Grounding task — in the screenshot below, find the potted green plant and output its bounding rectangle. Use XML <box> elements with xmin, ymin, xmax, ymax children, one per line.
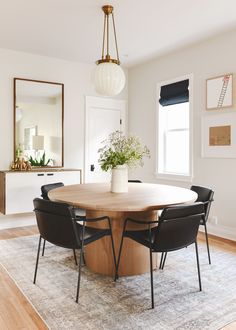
<box><xmin>29</xmin><ymin>152</ymin><xmax>51</xmax><ymax>167</ymax></box>
<box><xmin>98</xmin><ymin>131</ymin><xmax>150</xmax><ymax>192</ymax></box>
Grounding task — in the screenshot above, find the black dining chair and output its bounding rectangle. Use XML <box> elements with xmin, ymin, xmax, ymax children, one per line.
<box><xmin>33</xmin><ymin>198</ymin><xmax>116</xmax><ymax>303</ymax></box>
<box><xmin>41</xmin><ymin>182</ymin><xmax>64</xmax><ymax>200</ymax></box>
<box><xmin>190</xmin><ymin>185</ymin><xmax>214</xmax><ymax>264</ymax></box>
<box><xmin>40</xmin><ymin>182</ymin><xmax>86</xmax><ymax>262</ymax></box>
<box><xmin>41</xmin><ymin>182</ymin><xmax>86</xmax><ymax>218</ymax></box>
<box><xmin>115</xmin><ymin>202</ymin><xmax>205</xmax><ymax>309</ymax></box>
<box><xmin>159</xmin><ymin>185</ymin><xmax>214</xmax><ymax>270</ymax></box>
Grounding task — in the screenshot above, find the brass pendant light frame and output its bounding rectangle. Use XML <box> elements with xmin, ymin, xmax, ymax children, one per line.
<box><xmin>96</xmin><ymin>5</ymin><xmax>121</xmax><ymax>65</ymax></box>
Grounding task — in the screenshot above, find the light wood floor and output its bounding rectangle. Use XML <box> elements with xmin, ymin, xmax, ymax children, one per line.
<box><xmin>0</xmin><ymin>225</ymin><xmax>47</xmax><ymax>330</ymax></box>
<box><xmin>0</xmin><ymin>226</ymin><xmax>235</xmax><ymax>330</ymax></box>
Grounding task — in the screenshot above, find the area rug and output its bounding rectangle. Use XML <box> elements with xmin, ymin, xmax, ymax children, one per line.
<box><xmin>0</xmin><ymin>235</ymin><xmax>236</xmax><ymax>330</ymax></box>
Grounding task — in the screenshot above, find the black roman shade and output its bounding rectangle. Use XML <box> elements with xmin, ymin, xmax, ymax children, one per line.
<box><xmin>159</xmin><ymin>79</ymin><xmax>189</xmax><ymax>107</ymax></box>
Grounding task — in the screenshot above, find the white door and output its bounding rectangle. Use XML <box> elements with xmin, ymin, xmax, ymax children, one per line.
<box><xmin>85</xmin><ymin>96</ymin><xmax>126</xmax><ymax>183</ymax></box>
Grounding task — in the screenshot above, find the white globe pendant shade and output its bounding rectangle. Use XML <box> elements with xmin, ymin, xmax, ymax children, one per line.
<box><xmin>93</xmin><ymin>62</ymin><xmax>126</xmax><ymax>97</ymax></box>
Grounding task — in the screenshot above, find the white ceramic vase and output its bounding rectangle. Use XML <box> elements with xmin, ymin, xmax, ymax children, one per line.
<box><xmin>111</xmin><ymin>165</ymin><xmax>128</xmax><ymax>193</ymax></box>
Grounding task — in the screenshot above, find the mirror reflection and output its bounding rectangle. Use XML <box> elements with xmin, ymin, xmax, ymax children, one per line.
<box><xmin>14</xmin><ymin>78</ymin><xmax>64</xmax><ymax>167</ymax></box>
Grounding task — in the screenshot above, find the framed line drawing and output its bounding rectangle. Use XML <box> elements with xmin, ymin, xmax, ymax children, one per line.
<box><xmin>206</xmin><ymin>73</ymin><xmax>233</xmax><ymax>110</ymax></box>
<box><xmin>201</xmin><ymin>113</ymin><xmax>236</xmax><ymax>158</ymax></box>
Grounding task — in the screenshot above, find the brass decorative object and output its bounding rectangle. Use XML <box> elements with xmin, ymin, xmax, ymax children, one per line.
<box><xmin>10</xmin><ymin>158</ymin><xmax>32</xmax><ymax>171</ymax></box>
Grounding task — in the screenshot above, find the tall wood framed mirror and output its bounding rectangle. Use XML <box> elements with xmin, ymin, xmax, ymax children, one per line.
<box><xmin>14</xmin><ymin>78</ymin><xmax>64</xmax><ymax>167</ymax></box>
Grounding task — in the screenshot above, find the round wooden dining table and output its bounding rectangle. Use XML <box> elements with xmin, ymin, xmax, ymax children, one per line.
<box><xmin>49</xmin><ymin>183</ymin><xmax>197</xmax><ymax>277</ymax></box>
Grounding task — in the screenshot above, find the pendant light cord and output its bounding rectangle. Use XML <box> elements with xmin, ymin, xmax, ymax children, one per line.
<box><xmin>102</xmin><ymin>13</ymin><xmax>106</xmax><ymax>60</ymax></box>
<box><xmin>98</xmin><ymin>5</ymin><xmax>121</xmax><ymax>64</ymax></box>
<box><xmin>112</xmin><ymin>12</ymin><xmax>120</xmax><ymax>63</ymax></box>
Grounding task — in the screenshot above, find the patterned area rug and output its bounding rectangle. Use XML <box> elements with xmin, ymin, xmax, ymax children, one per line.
<box><xmin>0</xmin><ymin>235</ymin><xmax>236</xmax><ymax>330</ymax></box>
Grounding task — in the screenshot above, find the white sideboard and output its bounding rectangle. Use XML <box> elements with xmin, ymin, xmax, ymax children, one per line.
<box><xmin>0</xmin><ymin>169</ymin><xmax>82</xmax><ymax>215</ymax></box>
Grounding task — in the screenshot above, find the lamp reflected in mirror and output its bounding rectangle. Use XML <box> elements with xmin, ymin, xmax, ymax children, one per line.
<box><xmin>32</xmin><ymin>135</ymin><xmax>44</xmax><ymax>160</ymax></box>
<box><xmin>32</xmin><ymin>135</ymin><xmax>44</xmax><ymax>151</ymax></box>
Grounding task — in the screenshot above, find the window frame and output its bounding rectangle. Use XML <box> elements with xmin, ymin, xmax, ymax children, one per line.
<box><xmin>155</xmin><ymin>74</ymin><xmax>193</xmax><ymax>182</ymax></box>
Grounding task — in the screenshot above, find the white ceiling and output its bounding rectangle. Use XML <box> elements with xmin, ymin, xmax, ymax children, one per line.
<box><xmin>1</xmin><ymin>0</ymin><xmax>236</xmax><ymax>67</ymax></box>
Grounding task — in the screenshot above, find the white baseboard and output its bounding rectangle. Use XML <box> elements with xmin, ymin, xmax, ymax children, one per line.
<box><xmin>0</xmin><ymin>213</ymin><xmax>36</xmax><ymax>230</ymax></box>
<box><xmin>199</xmin><ymin>223</ymin><xmax>236</xmax><ymax>241</ymax></box>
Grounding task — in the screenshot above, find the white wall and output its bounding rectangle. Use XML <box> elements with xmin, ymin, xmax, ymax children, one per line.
<box><xmin>0</xmin><ymin>48</ymin><xmax>128</xmax><ymax>227</ymax></box>
<box><xmin>128</xmin><ymin>28</ymin><xmax>236</xmax><ymax>241</ymax></box>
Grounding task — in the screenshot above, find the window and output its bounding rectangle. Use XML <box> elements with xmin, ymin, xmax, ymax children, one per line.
<box><xmin>157</xmin><ymin>76</ymin><xmax>192</xmax><ymax>180</ymax></box>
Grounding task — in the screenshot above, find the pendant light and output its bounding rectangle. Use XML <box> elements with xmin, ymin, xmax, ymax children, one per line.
<box><xmin>93</xmin><ymin>5</ymin><xmax>126</xmax><ymax>97</ymax></box>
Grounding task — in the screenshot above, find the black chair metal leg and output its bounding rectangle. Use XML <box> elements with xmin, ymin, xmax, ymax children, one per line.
<box><xmin>159</xmin><ymin>252</ymin><xmax>164</xmax><ymax>269</ymax></box>
<box><xmin>107</xmin><ymin>218</ymin><xmax>116</xmax><ymax>276</ymax></box>
<box><xmin>159</xmin><ymin>252</ymin><xmax>167</xmax><ymax>269</ymax></box>
<box><xmin>33</xmin><ymin>236</ymin><xmax>42</xmax><ymax>284</ymax></box>
<box><xmin>76</xmin><ymin>223</ymin><xmax>85</xmax><ymax>303</ymax></box>
<box><xmin>115</xmin><ymin>231</ymin><xmax>125</xmax><ymax>281</ymax></box>
<box><xmin>82</xmin><ymin>251</ymin><xmax>86</xmax><ymax>266</ymax></box>
<box><xmin>161</xmin><ymin>252</ymin><xmax>167</xmax><ymax>270</ymax></box>
<box><xmin>110</xmin><ymin>230</ymin><xmax>117</xmax><ymax>277</ymax></box>
<box><xmin>73</xmin><ymin>249</ymin><xmax>78</xmax><ymax>265</ymax></box>
<box><xmin>195</xmin><ymin>241</ymin><xmax>202</xmax><ymax>291</ymax></box>
<box><xmin>148</xmin><ymin>226</ymin><xmax>154</xmax><ymax>309</ymax></box>
<box><xmin>149</xmin><ymin>247</ymin><xmax>154</xmax><ymax>309</ymax></box>
<box><xmin>203</xmin><ymin>223</ymin><xmax>211</xmax><ymax>264</ymax></box>
<box><xmin>42</xmin><ymin>239</ymin><xmax>46</xmax><ymax>256</ymax></box>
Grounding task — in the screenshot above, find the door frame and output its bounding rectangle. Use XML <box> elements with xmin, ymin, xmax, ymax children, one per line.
<box><xmin>84</xmin><ymin>96</ymin><xmax>126</xmax><ymax>183</ymax></box>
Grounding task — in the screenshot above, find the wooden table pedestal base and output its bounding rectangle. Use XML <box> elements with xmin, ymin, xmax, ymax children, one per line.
<box><xmin>84</xmin><ymin>210</ymin><xmax>158</xmax><ymax>277</ymax></box>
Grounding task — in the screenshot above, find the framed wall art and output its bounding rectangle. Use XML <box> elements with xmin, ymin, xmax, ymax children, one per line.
<box><xmin>206</xmin><ymin>73</ymin><xmax>233</xmax><ymax>110</ymax></box>
<box><xmin>201</xmin><ymin>113</ymin><xmax>236</xmax><ymax>158</ymax></box>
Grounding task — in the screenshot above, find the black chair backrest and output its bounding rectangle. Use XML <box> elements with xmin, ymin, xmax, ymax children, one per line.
<box><xmin>153</xmin><ymin>202</ymin><xmax>205</xmax><ymax>252</ymax></box>
<box><xmin>41</xmin><ymin>182</ymin><xmax>64</xmax><ymax>200</ymax></box>
<box><xmin>33</xmin><ymin>198</ymin><xmax>79</xmax><ymax>249</ymax></box>
<box><xmin>128</xmin><ymin>180</ymin><xmax>142</xmax><ymax>183</ymax></box>
<box><xmin>191</xmin><ymin>185</ymin><xmax>214</xmax><ymax>221</ymax></box>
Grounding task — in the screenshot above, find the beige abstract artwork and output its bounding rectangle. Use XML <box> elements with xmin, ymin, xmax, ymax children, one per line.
<box><xmin>209</xmin><ymin>125</ymin><xmax>231</xmax><ymax>146</ymax></box>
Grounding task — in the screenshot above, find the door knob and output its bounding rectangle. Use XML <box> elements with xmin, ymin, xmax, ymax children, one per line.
<box><xmin>90</xmin><ymin>164</ymin><xmax>95</xmax><ymax>172</ymax></box>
